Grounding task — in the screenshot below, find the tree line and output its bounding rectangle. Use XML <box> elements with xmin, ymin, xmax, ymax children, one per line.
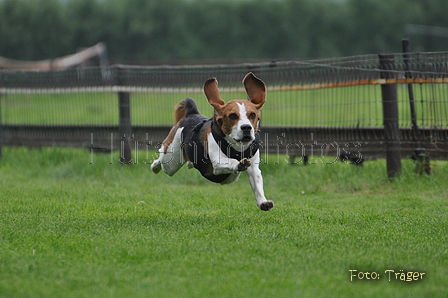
<box><xmin>1</xmin><ymin>0</ymin><xmax>448</xmax><ymax>64</ymax></box>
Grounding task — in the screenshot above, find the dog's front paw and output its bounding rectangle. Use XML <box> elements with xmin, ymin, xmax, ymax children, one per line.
<box><xmin>237</xmin><ymin>158</ymin><xmax>251</xmax><ymax>171</ymax></box>
<box><xmin>151</xmin><ymin>159</ymin><xmax>162</xmax><ymax>174</ymax></box>
<box><xmin>259</xmin><ymin>200</ymin><xmax>274</xmax><ymax>211</ymax></box>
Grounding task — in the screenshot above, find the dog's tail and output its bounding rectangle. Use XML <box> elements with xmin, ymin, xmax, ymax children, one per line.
<box><xmin>174</xmin><ymin>97</ymin><xmax>201</xmax><ymax>123</ymax></box>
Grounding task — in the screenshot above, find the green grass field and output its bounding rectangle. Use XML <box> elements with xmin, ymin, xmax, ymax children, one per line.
<box><xmin>0</xmin><ymin>147</ymin><xmax>447</xmax><ymax>297</ymax></box>
<box><xmin>2</xmin><ymin>83</ymin><xmax>447</xmax><ymax>127</ymax></box>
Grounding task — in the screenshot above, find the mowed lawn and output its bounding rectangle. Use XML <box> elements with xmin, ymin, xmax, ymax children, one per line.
<box><xmin>2</xmin><ymin>83</ymin><xmax>446</xmax><ymax>127</ymax></box>
<box><xmin>0</xmin><ymin>147</ymin><xmax>447</xmax><ymax>298</ymax></box>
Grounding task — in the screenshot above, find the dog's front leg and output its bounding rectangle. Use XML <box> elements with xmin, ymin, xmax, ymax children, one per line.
<box><xmin>207</xmin><ymin>134</ymin><xmax>245</xmax><ymax>174</ymax></box>
<box><xmin>246</xmin><ymin>151</ymin><xmax>274</xmax><ymax>211</ymax></box>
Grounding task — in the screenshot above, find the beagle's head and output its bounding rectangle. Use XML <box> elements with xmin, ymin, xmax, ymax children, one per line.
<box><xmin>204</xmin><ymin>72</ymin><xmax>266</xmax><ymax>146</ymax></box>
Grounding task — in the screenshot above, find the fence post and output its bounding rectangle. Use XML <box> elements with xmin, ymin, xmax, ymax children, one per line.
<box><xmin>401</xmin><ymin>38</ymin><xmax>430</xmax><ymax>174</ymax></box>
<box><xmin>118</xmin><ymin>91</ymin><xmax>132</xmax><ymax>164</ymax></box>
<box><xmin>379</xmin><ymin>53</ymin><xmax>401</xmax><ymax>179</ymax></box>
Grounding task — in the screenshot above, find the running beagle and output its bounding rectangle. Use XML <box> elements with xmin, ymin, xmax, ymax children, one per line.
<box><xmin>151</xmin><ymin>72</ymin><xmax>274</xmax><ymax>211</ymax></box>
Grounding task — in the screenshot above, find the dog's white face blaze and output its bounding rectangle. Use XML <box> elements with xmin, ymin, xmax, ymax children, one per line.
<box><xmin>230</xmin><ymin>103</ymin><xmax>254</xmax><ymax>143</ymax></box>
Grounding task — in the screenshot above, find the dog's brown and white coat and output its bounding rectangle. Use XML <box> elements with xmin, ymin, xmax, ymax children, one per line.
<box><xmin>151</xmin><ymin>73</ymin><xmax>274</xmax><ymax>211</ymax></box>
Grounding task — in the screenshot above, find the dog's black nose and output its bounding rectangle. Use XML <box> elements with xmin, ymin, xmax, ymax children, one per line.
<box><xmin>241</xmin><ymin>124</ymin><xmax>252</xmax><ymax>132</ymax></box>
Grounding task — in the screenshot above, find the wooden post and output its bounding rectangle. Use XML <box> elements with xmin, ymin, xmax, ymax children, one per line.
<box><xmin>379</xmin><ymin>53</ymin><xmax>401</xmax><ymax>178</ymax></box>
<box><xmin>401</xmin><ymin>39</ymin><xmax>419</xmax><ymax>139</ymax></box>
<box><xmin>401</xmin><ymin>38</ymin><xmax>430</xmax><ymax>174</ymax></box>
<box><xmin>119</xmin><ymin>92</ymin><xmax>132</xmax><ymax>164</ymax></box>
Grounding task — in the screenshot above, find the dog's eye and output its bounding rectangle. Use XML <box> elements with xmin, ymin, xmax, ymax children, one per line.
<box><xmin>228</xmin><ymin>113</ymin><xmax>238</xmax><ymax>120</ymax></box>
<box><xmin>249</xmin><ymin>112</ymin><xmax>256</xmax><ymax>119</ymax></box>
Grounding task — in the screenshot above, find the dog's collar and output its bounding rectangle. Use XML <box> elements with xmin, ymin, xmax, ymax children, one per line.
<box><xmin>211</xmin><ymin>120</ymin><xmax>260</xmax><ymax>160</ymax></box>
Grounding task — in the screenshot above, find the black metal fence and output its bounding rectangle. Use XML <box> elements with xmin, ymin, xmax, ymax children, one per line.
<box><xmin>0</xmin><ymin>51</ymin><xmax>447</xmax><ymax>174</ymax></box>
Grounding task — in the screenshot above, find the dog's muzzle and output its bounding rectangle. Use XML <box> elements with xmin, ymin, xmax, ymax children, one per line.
<box><xmin>240</xmin><ymin>124</ymin><xmax>253</xmax><ymax>143</ymax></box>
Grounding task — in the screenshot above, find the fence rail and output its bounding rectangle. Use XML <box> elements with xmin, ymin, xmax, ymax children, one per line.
<box><xmin>1</xmin><ymin>51</ymin><xmax>447</xmax><ymax>171</ymax></box>
<box><xmin>2</xmin><ymin>51</ymin><xmax>448</xmax><ymax>89</ymax></box>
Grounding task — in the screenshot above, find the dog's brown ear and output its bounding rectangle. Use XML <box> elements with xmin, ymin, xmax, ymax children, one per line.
<box><xmin>243</xmin><ymin>72</ymin><xmax>266</xmax><ymax>108</ymax></box>
<box><xmin>204</xmin><ymin>77</ymin><xmax>225</xmax><ymax>109</ymax></box>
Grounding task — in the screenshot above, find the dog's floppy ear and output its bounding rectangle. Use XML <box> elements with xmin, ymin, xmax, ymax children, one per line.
<box><xmin>243</xmin><ymin>72</ymin><xmax>266</xmax><ymax>108</ymax></box>
<box><xmin>204</xmin><ymin>77</ymin><xmax>225</xmax><ymax>109</ymax></box>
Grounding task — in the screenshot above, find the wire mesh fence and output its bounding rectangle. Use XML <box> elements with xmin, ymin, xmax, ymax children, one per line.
<box><xmin>0</xmin><ymin>52</ymin><xmax>447</xmax><ymax>162</ymax></box>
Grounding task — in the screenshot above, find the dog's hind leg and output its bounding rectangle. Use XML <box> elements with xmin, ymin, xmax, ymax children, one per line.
<box><xmin>151</xmin><ymin>127</ymin><xmax>186</xmax><ymax>176</ymax></box>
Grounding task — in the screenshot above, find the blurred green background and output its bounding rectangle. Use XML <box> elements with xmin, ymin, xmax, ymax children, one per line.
<box><xmin>1</xmin><ymin>0</ymin><xmax>448</xmax><ymax>64</ymax></box>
